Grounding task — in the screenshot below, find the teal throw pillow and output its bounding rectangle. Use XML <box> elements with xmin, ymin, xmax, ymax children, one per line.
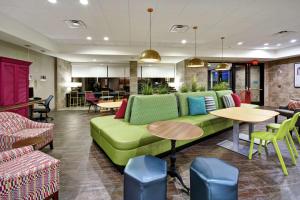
<box><xmin>188</xmin><ymin>96</ymin><xmax>207</xmax><ymax>115</ymax></box>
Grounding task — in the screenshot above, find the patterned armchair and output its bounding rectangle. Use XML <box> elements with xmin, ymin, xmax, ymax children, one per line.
<box><xmin>0</xmin><ymin>112</ymin><xmax>54</xmax><ymax>152</ymax></box>
<box><xmin>0</xmin><ymin>146</ymin><xmax>60</xmax><ymax>199</ymax></box>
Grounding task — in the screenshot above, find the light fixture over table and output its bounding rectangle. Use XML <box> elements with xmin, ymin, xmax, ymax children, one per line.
<box><xmin>215</xmin><ymin>37</ymin><xmax>231</xmax><ymax>71</ymax></box>
<box><xmin>186</xmin><ymin>26</ymin><xmax>205</xmax><ymax>68</ymax></box>
<box><xmin>139</xmin><ymin>8</ymin><xmax>161</xmax><ymax>63</ymax></box>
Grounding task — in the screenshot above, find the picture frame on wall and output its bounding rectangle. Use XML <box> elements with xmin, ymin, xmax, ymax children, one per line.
<box><xmin>295</xmin><ymin>63</ymin><xmax>300</xmax><ymax>88</ymax></box>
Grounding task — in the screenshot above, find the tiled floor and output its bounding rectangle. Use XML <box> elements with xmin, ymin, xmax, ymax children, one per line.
<box><xmin>43</xmin><ymin>110</ymin><xmax>300</xmax><ymax>200</ymax></box>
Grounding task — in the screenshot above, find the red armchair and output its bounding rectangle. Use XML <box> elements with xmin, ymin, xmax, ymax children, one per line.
<box><xmin>85</xmin><ymin>92</ymin><xmax>99</xmax><ymax>112</ymax></box>
<box><xmin>0</xmin><ymin>146</ymin><xmax>60</xmax><ymax>199</ymax></box>
<box><xmin>0</xmin><ymin>112</ymin><xmax>54</xmax><ymax>152</ymax></box>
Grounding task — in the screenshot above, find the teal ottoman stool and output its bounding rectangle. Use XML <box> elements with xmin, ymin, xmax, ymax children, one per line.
<box><xmin>190</xmin><ymin>157</ymin><xmax>239</xmax><ymax>200</ymax></box>
<box><xmin>124</xmin><ymin>155</ymin><xmax>167</xmax><ymax>200</ymax></box>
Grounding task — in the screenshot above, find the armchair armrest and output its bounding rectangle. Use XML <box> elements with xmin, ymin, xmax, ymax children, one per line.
<box><xmin>279</xmin><ymin>105</ymin><xmax>288</xmax><ymax>109</ymax></box>
<box><xmin>295</xmin><ymin>108</ymin><xmax>300</xmax><ymax>113</ymax></box>
<box><xmin>0</xmin><ymin>146</ymin><xmax>34</xmax><ymax>164</ymax></box>
<box><xmin>25</xmin><ymin>119</ymin><xmax>54</xmax><ymax>129</ymax></box>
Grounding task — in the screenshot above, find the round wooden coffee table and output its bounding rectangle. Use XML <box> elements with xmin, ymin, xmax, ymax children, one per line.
<box><xmin>147</xmin><ymin>121</ymin><xmax>203</xmax><ymax>193</ymax></box>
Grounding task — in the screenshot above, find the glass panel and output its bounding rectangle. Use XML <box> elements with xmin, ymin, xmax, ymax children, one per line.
<box><xmin>250</xmin><ymin>65</ymin><xmax>260</xmax><ymax>102</ymax></box>
<box><xmin>235</xmin><ymin>65</ymin><xmax>246</xmax><ymax>94</ymax></box>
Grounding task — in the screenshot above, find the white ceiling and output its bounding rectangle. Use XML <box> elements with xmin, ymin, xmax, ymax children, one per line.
<box><xmin>1</xmin><ymin>0</ymin><xmax>300</xmax><ymax>63</ymax></box>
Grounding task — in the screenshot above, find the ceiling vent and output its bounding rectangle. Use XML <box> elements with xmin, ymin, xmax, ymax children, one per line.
<box><xmin>169</xmin><ymin>25</ymin><xmax>189</xmax><ymax>33</ymax></box>
<box><xmin>64</xmin><ymin>20</ymin><xmax>87</xmax><ymax>29</ymax></box>
<box><xmin>272</xmin><ymin>30</ymin><xmax>297</xmax><ymax>37</ymax></box>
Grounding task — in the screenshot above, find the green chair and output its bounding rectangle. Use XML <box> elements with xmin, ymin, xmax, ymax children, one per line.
<box><xmin>266</xmin><ymin>113</ymin><xmax>300</xmax><ymax>159</ymax></box>
<box><xmin>249</xmin><ymin>119</ymin><xmax>296</xmax><ymax>175</ymax></box>
<box><xmin>267</xmin><ymin>112</ymin><xmax>300</xmax><ymax>145</ymax></box>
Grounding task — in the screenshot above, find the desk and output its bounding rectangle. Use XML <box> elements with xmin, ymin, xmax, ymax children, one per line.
<box><xmin>210</xmin><ymin>107</ymin><xmax>279</xmax><ymax>156</ymax></box>
<box><xmin>147</xmin><ymin>121</ymin><xmax>203</xmax><ymax>193</ymax></box>
<box><xmin>0</xmin><ymin>99</ymin><xmax>44</xmax><ymax>118</ymax></box>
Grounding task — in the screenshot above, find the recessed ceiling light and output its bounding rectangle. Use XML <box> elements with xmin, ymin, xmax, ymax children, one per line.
<box><xmin>80</xmin><ymin>0</ymin><xmax>88</xmax><ymax>5</ymax></box>
<box><xmin>290</xmin><ymin>39</ymin><xmax>297</xmax><ymax>43</ymax></box>
<box><xmin>48</xmin><ymin>0</ymin><xmax>57</xmax><ymax>4</ymax></box>
<box><xmin>181</xmin><ymin>39</ymin><xmax>187</xmax><ymax>44</ymax></box>
<box><xmin>237</xmin><ymin>42</ymin><xmax>243</xmax><ymax>45</ymax></box>
<box><xmin>276</xmin><ymin>43</ymin><xmax>281</xmax><ymax>46</ymax></box>
<box><xmin>104</xmin><ymin>36</ymin><xmax>109</xmax><ymax>41</ymax></box>
<box><xmin>264</xmin><ymin>43</ymin><xmax>269</xmax><ymax>46</ymax></box>
<box><xmin>86</xmin><ymin>36</ymin><xmax>92</xmax><ymax>40</ymax></box>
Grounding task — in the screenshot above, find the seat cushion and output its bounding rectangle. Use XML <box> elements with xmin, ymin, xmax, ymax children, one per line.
<box><xmin>129</xmin><ymin>94</ymin><xmax>178</xmax><ymax>125</ymax></box>
<box><xmin>14</xmin><ymin>128</ymin><xmax>51</xmax><ymax>138</ymax></box>
<box><xmin>0</xmin><ymin>151</ymin><xmax>60</xmax><ymax>199</ymax></box>
<box><xmin>188</xmin><ymin>96</ymin><xmax>207</xmax><ymax>115</ymax></box>
<box><xmin>125</xmin><ymin>155</ymin><xmax>167</xmax><ymax>183</ymax></box>
<box><xmin>91</xmin><ymin>114</ymin><xmax>227</xmax><ymax>151</ymax></box>
<box><xmin>191</xmin><ymin>157</ymin><xmax>239</xmax><ymax>184</ymax></box>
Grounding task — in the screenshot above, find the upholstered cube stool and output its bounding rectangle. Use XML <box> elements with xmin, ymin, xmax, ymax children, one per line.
<box><xmin>190</xmin><ymin>157</ymin><xmax>239</xmax><ymax>200</ymax></box>
<box><xmin>124</xmin><ymin>155</ymin><xmax>167</xmax><ymax>200</ymax></box>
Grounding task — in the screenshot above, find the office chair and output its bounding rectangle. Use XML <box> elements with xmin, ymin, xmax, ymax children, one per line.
<box><xmin>32</xmin><ymin>95</ymin><xmax>54</xmax><ymax>122</ymax></box>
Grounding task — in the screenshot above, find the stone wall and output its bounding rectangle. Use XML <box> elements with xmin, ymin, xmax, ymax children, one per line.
<box><xmin>265</xmin><ymin>57</ymin><xmax>300</xmax><ymax>107</ymax></box>
<box><xmin>56</xmin><ymin>58</ymin><xmax>72</xmax><ymax>109</ymax></box>
<box><xmin>129</xmin><ymin>61</ymin><xmax>138</xmax><ymax>94</ymax></box>
<box><xmin>175</xmin><ymin>59</ymin><xmax>208</xmax><ymax>90</ymax></box>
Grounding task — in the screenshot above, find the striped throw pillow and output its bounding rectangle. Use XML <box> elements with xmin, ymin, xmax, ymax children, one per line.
<box><xmin>222</xmin><ymin>94</ymin><xmax>235</xmax><ymax>108</ymax></box>
<box><xmin>205</xmin><ymin>96</ymin><xmax>217</xmax><ymax>112</ymax></box>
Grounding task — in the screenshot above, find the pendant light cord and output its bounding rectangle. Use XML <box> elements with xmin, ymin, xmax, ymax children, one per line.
<box><xmin>149</xmin><ymin>10</ymin><xmax>152</xmax><ymax>49</ymax></box>
<box><xmin>221</xmin><ymin>37</ymin><xmax>225</xmax><ymax>63</ymax></box>
<box><xmin>194</xmin><ymin>28</ymin><xmax>197</xmax><ymax>57</ymax></box>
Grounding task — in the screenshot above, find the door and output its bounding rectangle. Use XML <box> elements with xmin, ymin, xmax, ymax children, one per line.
<box><xmin>232</xmin><ymin>63</ymin><xmax>264</xmax><ymax>105</ymax></box>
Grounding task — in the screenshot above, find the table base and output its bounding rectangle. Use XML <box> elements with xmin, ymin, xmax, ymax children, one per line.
<box><xmin>217</xmin><ymin>140</ymin><xmax>257</xmax><ymax>157</ymax></box>
<box><xmin>239</xmin><ymin>133</ymin><xmax>269</xmax><ymax>145</ymax></box>
<box><xmin>169</xmin><ymin>140</ymin><xmax>189</xmax><ymax>194</ymax></box>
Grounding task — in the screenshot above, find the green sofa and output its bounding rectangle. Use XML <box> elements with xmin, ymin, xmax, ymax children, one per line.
<box><xmin>90</xmin><ymin>90</ymin><xmax>258</xmax><ymax>166</ymax></box>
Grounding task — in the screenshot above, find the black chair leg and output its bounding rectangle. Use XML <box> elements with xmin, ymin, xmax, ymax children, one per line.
<box><xmin>275</xmin><ymin>115</ymin><xmax>278</xmax><ymax>123</ymax></box>
<box><xmin>49</xmin><ymin>141</ymin><xmax>53</xmax><ymax>149</ymax></box>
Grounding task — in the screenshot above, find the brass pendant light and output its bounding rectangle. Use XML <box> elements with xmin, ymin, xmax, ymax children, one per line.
<box><xmin>139</xmin><ymin>8</ymin><xmax>161</xmax><ymax>63</ymax></box>
<box><xmin>215</xmin><ymin>37</ymin><xmax>231</xmax><ymax>71</ymax></box>
<box><xmin>187</xmin><ymin>26</ymin><xmax>205</xmax><ymax>68</ymax></box>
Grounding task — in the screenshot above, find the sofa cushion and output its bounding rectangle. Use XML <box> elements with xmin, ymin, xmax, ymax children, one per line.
<box><xmin>115</xmin><ymin>99</ymin><xmax>128</xmax><ymax>119</ymax></box>
<box><xmin>223</xmin><ymin>94</ymin><xmax>235</xmax><ymax>108</ymax></box>
<box><xmin>188</xmin><ymin>96</ymin><xmax>207</xmax><ymax>115</ymax></box>
<box><xmin>215</xmin><ymin>90</ymin><xmax>233</xmax><ymax>109</ymax></box>
<box><xmin>124</xmin><ymin>95</ymin><xmax>136</xmax><ymax>122</ymax></box>
<box><xmin>231</xmin><ymin>93</ymin><xmax>241</xmax><ymax>107</ymax></box>
<box><xmin>205</xmin><ymin>96</ymin><xmax>217</xmax><ymax>112</ymax></box>
<box><xmin>129</xmin><ymin>94</ymin><xmax>178</xmax><ymax>125</ymax></box>
<box><xmin>176</xmin><ymin>91</ymin><xmax>219</xmax><ymax>116</ymax></box>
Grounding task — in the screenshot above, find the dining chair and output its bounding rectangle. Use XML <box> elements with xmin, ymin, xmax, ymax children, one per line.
<box><xmin>70</xmin><ymin>91</ymin><xmax>80</xmax><ymax>107</ymax></box>
<box><xmin>249</xmin><ymin>119</ymin><xmax>296</xmax><ymax>175</ymax></box>
<box><xmin>267</xmin><ymin>112</ymin><xmax>300</xmax><ymax>145</ymax></box>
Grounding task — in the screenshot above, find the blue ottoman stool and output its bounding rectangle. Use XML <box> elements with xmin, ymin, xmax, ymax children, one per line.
<box><xmin>124</xmin><ymin>155</ymin><xmax>167</xmax><ymax>200</ymax></box>
<box><xmin>190</xmin><ymin>157</ymin><xmax>239</xmax><ymax>200</ymax></box>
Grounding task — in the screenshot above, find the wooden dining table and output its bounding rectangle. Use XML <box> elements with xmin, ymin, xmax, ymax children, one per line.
<box><xmin>210</xmin><ymin>107</ymin><xmax>279</xmax><ymax>156</ymax></box>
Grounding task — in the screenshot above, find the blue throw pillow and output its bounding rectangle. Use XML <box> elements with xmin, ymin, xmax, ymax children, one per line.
<box><xmin>188</xmin><ymin>96</ymin><xmax>207</xmax><ymax>115</ymax></box>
